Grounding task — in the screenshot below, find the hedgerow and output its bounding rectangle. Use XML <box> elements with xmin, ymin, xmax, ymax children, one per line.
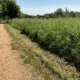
<box><xmin>9</xmin><ymin>18</ymin><xmax>80</xmax><ymax>70</ymax></box>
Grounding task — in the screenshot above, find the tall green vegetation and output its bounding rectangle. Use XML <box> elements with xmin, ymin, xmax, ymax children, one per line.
<box><xmin>5</xmin><ymin>24</ymin><xmax>79</xmax><ymax>80</ymax></box>
<box><xmin>9</xmin><ymin>18</ymin><xmax>80</xmax><ymax>71</ymax></box>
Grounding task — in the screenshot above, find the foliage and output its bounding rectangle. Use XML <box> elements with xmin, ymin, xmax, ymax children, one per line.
<box><xmin>64</xmin><ymin>8</ymin><xmax>69</xmax><ymax>17</ymax></box>
<box><xmin>54</xmin><ymin>8</ymin><xmax>65</xmax><ymax>17</ymax></box>
<box><xmin>0</xmin><ymin>0</ymin><xmax>20</xmax><ymax>19</ymax></box>
<box><xmin>5</xmin><ymin>24</ymin><xmax>79</xmax><ymax>80</ymax></box>
<box><xmin>6</xmin><ymin>0</ymin><xmax>20</xmax><ymax>18</ymax></box>
<box><xmin>37</xmin><ymin>8</ymin><xmax>80</xmax><ymax>18</ymax></box>
<box><xmin>1</xmin><ymin>1</ymin><xmax>80</xmax><ymax>19</ymax></box>
<box><xmin>70</xmin><ymin>11</ymin><xmax>76</xmax><ymax>17</ymax></box>
<box><xmin>9</xmin><ymin>18</ymin><xmax>80</xmax><ymax>71</ymax></box>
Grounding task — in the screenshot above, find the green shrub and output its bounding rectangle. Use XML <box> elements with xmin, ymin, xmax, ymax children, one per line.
<box><xmin>9</xmin><ymin>18</ymin><xmax>80</xmax><ymax>70</ymax></box>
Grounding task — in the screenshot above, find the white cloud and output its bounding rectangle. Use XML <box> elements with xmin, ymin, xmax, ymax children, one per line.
<box><xmin>21</xmin><ymin>4</ymin><xmax>80</xmax><ymax>15</ymax></box>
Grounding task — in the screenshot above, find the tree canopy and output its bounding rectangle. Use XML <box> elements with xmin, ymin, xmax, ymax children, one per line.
<box><xmin>0</xmin><ymin>0</ymin><xmax>20</xmax><ymax>19</ymax></box>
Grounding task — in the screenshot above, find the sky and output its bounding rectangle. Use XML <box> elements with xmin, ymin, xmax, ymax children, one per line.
<box><xmin>16</xmin><ymin>0</ymin><xmax>80</xmax><ymax>15</ymax></box>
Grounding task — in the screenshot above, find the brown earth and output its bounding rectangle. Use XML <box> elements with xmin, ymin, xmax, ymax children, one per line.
<box><xmin>0</xmin><ymin>24</ymin><xmax>34</xmax><ymax>80</ymax></box>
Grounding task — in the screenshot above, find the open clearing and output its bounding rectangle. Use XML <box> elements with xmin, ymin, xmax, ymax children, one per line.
<box><xmin>0</xmin><ymin>24</ymin><xmax>34</xmax><ymax>80</ymax></box>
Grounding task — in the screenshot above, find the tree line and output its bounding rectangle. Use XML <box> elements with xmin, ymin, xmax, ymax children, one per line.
<box><xmin>36</xmin><ymin>8</ymin><xmax>80</xmax><ymax>18</ymax></box>
<box><xmin>19</xmin><ymin>8</ymin><xmax>80</xmax><ymax>18</ymax></box>
<box><xmin>0</xmin><ymin>0</ymin><xmax>80</xmax><ymax>19</ymax></box>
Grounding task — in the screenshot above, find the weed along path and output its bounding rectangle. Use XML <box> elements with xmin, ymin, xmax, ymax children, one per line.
<box><xmin>0</xmin><ymin>24</ymin><xmax>33</xmax><ymax>80</ymax></box>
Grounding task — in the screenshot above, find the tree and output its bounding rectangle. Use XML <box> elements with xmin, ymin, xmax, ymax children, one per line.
<box><xmin>54</xmin><ymin>8</ymin><xmax>64</xmax><ymax>18</ymax></box>
<box><xmin>0</xmin><ymin>0</ymin><xmax>20</xmax><ymax>19</ymax></box>
<box><xmin>65</xmin><ymin>8</ymin><xmax>69</xmax><ymax>17</ymax></box>
<box><xmin>6</xmin><ymin>0</ymin><xmax>20</xmax><ymax>18</ymax></box>
<box><xmin>43</xmin><ymin>14</ymin><xmax>50</xmax><ymax>18</ymax></box>
<box><xmin>43</xmin><ymin>13</ymin><xmax>54</xmax><ymax>18</ymax></box>
<box><xmin>36</xmin><ymin>15</ymin><xmax>42</xmax><ymax>18</ymax></box>
<box><xmin>70</xmin><ymin>11</ymin><xmax>76</xmax><ymax>17</ymax></box>
<box><xmin>0</xmin><ymin>4</ymin><xmax>2</xmax><ymax>18</ymax></box>
<box><xmin>75</xmin><ymin>12</ymin><xmax>80</xmax><ymax>17</ymax></box>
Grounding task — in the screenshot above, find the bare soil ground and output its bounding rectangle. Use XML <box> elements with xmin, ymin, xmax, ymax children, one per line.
<box><xmin>0</xmin><ymin>24</ymin><xmax>33</xmax><ymax>80</ymax></box>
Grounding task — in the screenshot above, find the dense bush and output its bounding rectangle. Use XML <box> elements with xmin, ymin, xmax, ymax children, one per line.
<box><xmin>9</xmin><ymin>18</ymin><xmax>80</xmax><ymax>70</ymax></box>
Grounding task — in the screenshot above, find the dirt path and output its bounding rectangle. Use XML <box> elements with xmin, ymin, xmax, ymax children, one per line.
<box><xmin>0</xmin><ymin>24</ymin><xmax>33</xmax><ymax>80</ymax></box>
